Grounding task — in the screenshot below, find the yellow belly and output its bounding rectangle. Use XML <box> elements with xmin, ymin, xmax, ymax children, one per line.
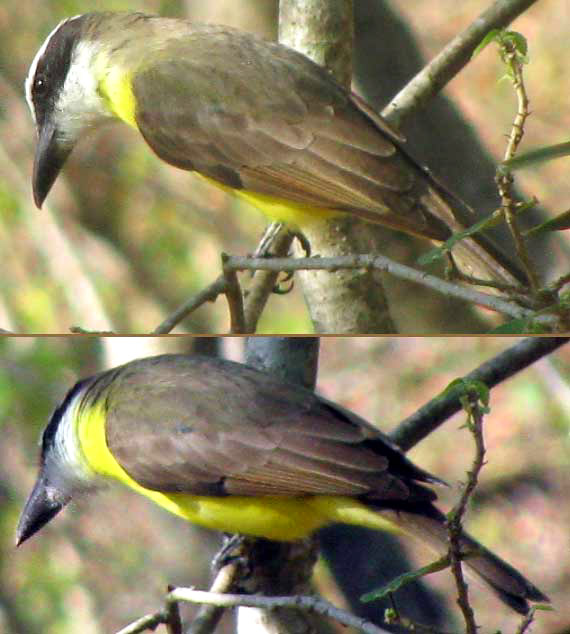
<box><xmin>135</xmin><ymin>491</ymin><xmax>398</xmax><ymax>541</ymax></box>
<box><xmin>198</xmin><ymin>174</ymin><xmax>336</xmax><ymax>228</ymax></box>
<box><xmin>75</xmin><ymin>402</ymin><xmax>398</xmax><ymax>540</ymax></box>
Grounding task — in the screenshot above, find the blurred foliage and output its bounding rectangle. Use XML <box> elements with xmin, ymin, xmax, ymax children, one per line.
<box><xmin>0</xmin><ymin>336</ymin><xmax>569</xmax><ymax>633</ymax></box>
<box><xmin>0</xmin><ymin>0</ymin><xmax>568</xmax><ymax>333</ymax></box>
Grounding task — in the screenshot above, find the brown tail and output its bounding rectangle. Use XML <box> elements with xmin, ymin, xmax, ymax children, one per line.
<box><xmin>420</xmin><ymin>183</ymin><xmax>529</xmax><ymax>287</ymax></box>
<box><xmin>377</xmin><ymin>505</ymin><xmax>548</xmax><ymax>615</ymax></box>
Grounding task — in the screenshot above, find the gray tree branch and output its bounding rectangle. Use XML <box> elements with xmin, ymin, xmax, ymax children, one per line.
<box><xmin>382</xmin><ymin>0</ymin><xmax>540</xmax><ymax>127</ymax></box>
<box><xmin>279</xmin><ymin>0</ymin><xmax>397</xmax><ymax>334</ymax></box>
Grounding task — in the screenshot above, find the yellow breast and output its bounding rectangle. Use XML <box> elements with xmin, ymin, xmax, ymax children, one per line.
<box><xmin>94</xmin><ymin>54</ymin><xmax>137</xmax><ymax>128</ymax></box>
<box><xmin>75</xmin><ymin>402</ymin><xmax>397</xmax><ymax>540</ymax></box>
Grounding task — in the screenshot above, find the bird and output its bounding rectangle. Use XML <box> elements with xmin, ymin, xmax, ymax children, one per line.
<box><xmin>25</xmin><ymin>11</ymin><xmax>525</xmax><ymax>286</ymax></box>
<box><xmin>17</xmin><ymin>353</ymin><xmax>548</xmax><ymax>615</ymax></box>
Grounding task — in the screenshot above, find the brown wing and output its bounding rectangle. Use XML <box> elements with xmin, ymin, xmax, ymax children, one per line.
<box><xmin>131</xmin><ymin>26</ymin><xmax>452</xmax><ymax>241</ymax></box>
<box><xmin>88</xmin><ymin>355</ymin><xmax>437</xmax><ymax>504</ymax></box>
<box><xmin>84</xmin><ymin>354</ymin><xmax>548</xmax><ymax>616</ymax></box>
<box><xmin>126</xmin><ymin>22</ymin><xmax>526</xmax><ymax>284</ymax></box>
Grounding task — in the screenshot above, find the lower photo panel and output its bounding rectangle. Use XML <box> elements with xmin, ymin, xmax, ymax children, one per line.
<box><xmin>1</xmin><ymin>335</ymin><xmax>567</xmax><ymax>634</ymax></box>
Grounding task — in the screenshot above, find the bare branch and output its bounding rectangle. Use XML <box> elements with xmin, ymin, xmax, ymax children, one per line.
<box><xmin>165</xmin><ymin>584</ymin><xmax>183</xmax><ymax>634</ymax></box>
<box><xmin>155</xmin><ymin>242</ymin><xmax>561</xmax><ymax>333</ymax></box>
<box><xmin>391</xmin><ymin>336</ymin><xmax>570</xmax><ymax>451</ymax></box>
<box><xmin>224</xmin><ymin>254</ymin><xmax>535</xmax><ymax>320</ymax></box>
<box><xmin>186</xmin><ymin>556</ymin><xmax>244</xmax><ymax>634</ymax></box>
<box><xmin>495</xmin><ymin>32</ymin><xmax>540</xmax><ymax>290</ymax></box>
<box><xmin>515</xmin><ymin>607</ymin><xmax>537</xmax><ymax>634</ymax></box>
<box><xmin>169</xmin><ymin>588</ymin><xmax>392</xmax><ymax>634</ymax></box>
<box><xmin>152</xmin><ymin>275</ymin><xmax>230</xmax><ymax>334</ymax></box>
<box><xmin>446</xmin><ymin>389</ymin><xmax>488</xmax><ymax>634</ymax></box>
<box><xmin>222</xmin><ymin>264</ymin><xmax>246</xmax><ymax>334</ymax></box>
<box><xmin>114</xmin><ymin>611</ymin><xmax>167</xmax><ymax>634</ymax></box>
<box><xmin>241</xmin><ymin>224</ymin><xmax>295</xmax><ymax>332</ymax></box>
<box><xmin>383</xmin><ymin>0</ymin><xmax>540</xmax><ymax>127</ymax></box>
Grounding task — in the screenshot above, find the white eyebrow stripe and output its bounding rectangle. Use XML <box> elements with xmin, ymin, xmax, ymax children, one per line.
<box><xmin>25</xmin><ymin>14</ymin><xmax>82</xmax><ymax>122</ymax></box>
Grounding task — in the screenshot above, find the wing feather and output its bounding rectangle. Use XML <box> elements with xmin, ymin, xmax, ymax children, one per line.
<box><xmin>101</xmin><ymin>355</ymin><xmax>437</xmax><ymax>504</ymax></box>
<box><xmin>125</xmin><ymin>23</ymin><xmax>525</xmax><ymax>284</ymax></box>
<box><xmin>130</xmin><ymin>28</ymin><xmax>446</xmax><ymax>237</ymax></box>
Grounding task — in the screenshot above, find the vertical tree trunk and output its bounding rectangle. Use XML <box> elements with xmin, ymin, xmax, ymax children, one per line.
<box><xmin>279</xmin><ymin>0</ymin><xmax>397</xmax><ymax>334</ymax></box>
<box><xmin>235</xmin><ymin>337</ymin><xmax>329</xmax><ymax>634</ymax></box>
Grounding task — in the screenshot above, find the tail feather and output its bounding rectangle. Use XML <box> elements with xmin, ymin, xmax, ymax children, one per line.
<box><xmin>420</xmin><ymin>185</ymin><xmax>529</xmax><ymax>287</ymax></box>
<box><xmin>456</xmin><ymin>529</ymin><xmax>549</xmax><ymax>614</ymax></box>
<box><xmin>376</xmin><ymin>505</ymin><xmax>548</xmax><ymax>615</ymax></box>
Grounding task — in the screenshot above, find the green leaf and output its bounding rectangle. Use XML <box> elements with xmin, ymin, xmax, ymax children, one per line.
<box><xmin>467</xmin><ymin>380</ymin><xmax>491</xmax><ymax>408</ymax></box>
<box><xmin>440</xmin><ymin>378</ymin><xmax>468</xmax><ymax>398</ymax></box>
<box><xmin>490</xmin><ymin>318</ymin><xmax>549</xmax><ymax>334</ymax></box>
<box><xmin>501</xmin><ymin>141</ymin><xmax>570</xmax><ymax>172</ymax></box>
<box><xmin>439</xmin><ymin>378</ymin><xmax>490</xmax><ymax>409</ymax></box>
<box><xmin>525</xmin><ymin>209</ymin><xmax>570</xmax><ymax>237</ymax></box>
<box><xmin>417</xmin><ymin>213</ymin><xmax>502</xmax><ymax>267</ymax></box>
<box><xmin>418</xmin><ymin>198</ymin><xmax>535</xmax><ymax>267</ymax></box>
<box><xmin>473</xmin><ymin>29</ymin><xmax>501</xmax><ymax>57</ymax></box>
<box><xmin>361</xmin><ymin>556</ymin><xmax>450</xmax><ymax>603</ymax></box>
<box><xmin>503</xmin><ymin>31</ymin><xmax>528</xmax><ymax>57</ymax></box>
<box><xmin>497</xmin><ymin>30</ymin><xmax>529</xmax><ymax>66</ymax></box>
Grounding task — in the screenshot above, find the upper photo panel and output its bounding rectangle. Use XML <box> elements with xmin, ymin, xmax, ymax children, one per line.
<box><xmin>2</xmin><ymin>1</ymin><xmax>568</xmax><ymax>334</ymax></box>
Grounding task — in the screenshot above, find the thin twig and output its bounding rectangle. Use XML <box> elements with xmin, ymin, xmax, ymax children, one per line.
<box><xmin>186</xmin><ymin>557</ymin><xmax>244</xmax><ymax>634</ymax></box>
<box><xmin>115</xmin><ymin>611</ymin><xmax>168</xmax><ymax>634</ymax></box>
<box><xmin>241</xmin><ymin>225</ymin><xmax>295</xmax><ymax>332</ymax></box>
<box><xmin>155</xmin><ymin>242</ymin><xmax>564</xmax><ymax>333</ymax></box>
<box><xmin>446</xmin><ymin>389</ymin><xmax>487</xmax><ymax>634</ymax></box>
<box><xmin>152</xmin><ymin>226</ymin><xmax>295</xmax><ymax>334</ymax></box>
<box><xmin>382</xmin><ymin>0</ymin><xmax>540</xmax><ymax>126</ymax></box>
<box><xmin>165</xmin><ymin>585</ymin><xmax>182</xmax><ymax>634</ymax></box>
<box><xmin>168</xmin><ymin>588</ymin><xmax>392</xmax><ymax>634</ymax></box>
<box><xmin>152</xmin><ymin>275</ymin><xmax>229</xmax><ymax>334</ymax></box>
<box><xmin>515</xmin><ymin>607</ymin><xmax>536</xmax><ymax>634</ymax></box>
<box><xmin>224</xmin><ymin>254</ymin><xmax>533</xmax><ymax>319</ymax></box>
<box><xmin>221</xmin><ymin>260</ymin><xmax>246</xmax><ymax>334</ymax></box>
<box><xmin>448</xmin><ymin>268</ymin><xmax>522</xmax><ymax>296</ymax></box>
<box><xmin>391</xmin><ymin>336</ymin><xmax>570</xmax><ymax>451</ymax></box>
<box><xmin>495</xmin><ymin>34</ymin><xmax>540</xmax><ymax>291</ymax></box>
<box><xmin>384</xmin><ymin>595</ymin><xmax>456</xmax><ymax>634</ymax></box>
<box><xmin>114</xmin><ymin>557</ymin><xmax>245</xmax><ymax>634</ymax></box>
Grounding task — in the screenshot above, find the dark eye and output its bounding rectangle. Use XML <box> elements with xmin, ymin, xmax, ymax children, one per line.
<box><xmin>34</xmin><ymin>74</ymin><xmax>47</xmax><ymax>96</ymax></box>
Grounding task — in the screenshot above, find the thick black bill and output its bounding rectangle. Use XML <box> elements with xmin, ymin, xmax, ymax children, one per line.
<box><xmin>32</xmin><ymin>118</ymin><xmax>72</xmax><ymax>208</ymax></box>
<box><xmin>16</xmin><ymin>469</ymin><xmax>70</xmax><ymax>546</ymax></box>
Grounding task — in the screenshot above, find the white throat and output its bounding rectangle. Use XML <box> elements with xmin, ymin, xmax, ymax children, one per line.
<box><xmin>56</xmin><ymin>39</ymin><xmax>113</xmax><ymax>142</ymax></box>
<box><xmin>46</xmin><ymin>387</ymin><xmax>99</xmax><ymax>495</ymax></box>
<box><xmin>26</xmin><ymin>15</ymin><xmax>114</xmax><ymax>143</ymax></box>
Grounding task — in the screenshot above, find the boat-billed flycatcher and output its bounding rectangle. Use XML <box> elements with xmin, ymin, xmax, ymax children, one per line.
<box><xmin>17</xmin><ymin>354</ymin><xmax>547</xmax><ymax>614</ymax></box>
<box><xmin>26</xmin><ymin>11</ymin><xmax>525</xmax><ymax>286</ymax></box>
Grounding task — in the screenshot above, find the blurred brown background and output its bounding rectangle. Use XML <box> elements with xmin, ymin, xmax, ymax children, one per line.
<box><xmin>1</xmin><ymin>336</ymin><xmax>569</xmax><ymax>632</ymax></box>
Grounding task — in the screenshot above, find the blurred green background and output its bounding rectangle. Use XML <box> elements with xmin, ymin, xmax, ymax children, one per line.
<box><xmin>0</xmin><ymin>0</ymin><xmax>568</xmax><ymax>334</ymax></box>
<box><xmin>1</xmin><ymin>336</ymin><xmax>569</xmax><ymax>633</ymax></box>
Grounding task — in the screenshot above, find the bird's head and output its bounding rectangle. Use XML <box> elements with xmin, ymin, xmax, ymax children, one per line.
<box><xmin>26</xmin><ymin>13</ymin><xmax>117</xmax><ymax>207</ymax></box>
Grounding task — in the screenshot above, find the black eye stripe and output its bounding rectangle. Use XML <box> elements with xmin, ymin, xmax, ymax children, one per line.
<box><xmin>30</xmin><ymin>16</ymin><xmax>87</xmax><ymax>125</ymax></box>
<box><xmin>41</xmin><ymin>376</ymin><xmax>93</xmax><ymax>458</ymax></box>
